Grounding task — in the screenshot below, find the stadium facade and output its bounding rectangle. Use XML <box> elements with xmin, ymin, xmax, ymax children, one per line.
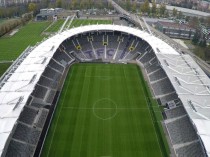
<box><xmin>0</xmin><ymin>24</ymin><xmax>209</xmax><ymax>156</ymax></box>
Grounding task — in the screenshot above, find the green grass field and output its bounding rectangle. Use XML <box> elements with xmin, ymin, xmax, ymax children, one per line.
<box><xmin>0</xmin><ymin>19</ymin><xmax>112</xmax><ymax>62</ymax></box>
<box><xmin>0</xmin><ymin>63</ymin><xmax>11</xmax><ymax>76</ymax></box>
<box><xmin>70</xmin><ymin>19</ymin><xmax>112</xmax><ymax>28</ymax></box>
<box><xmin>41</xmin><ymin>63</ymin><xmax>168</xmax><ymax>157</ymax></box>
<box><xmin>45</xmin><ymin>19</ymin><xmax>65</xmax><ymax>32</ymax></box>
<box><xmin>45</xmin><ymin>19</ymin><xmax>112</xmax><ymax>33</ymax></box>
<box><xmin>0</xmin><ymin>21</ymin><xmax>50</xmax><ymax>61</ymax></box>
<box><xmin>0</xmin><ymin>19</ymin><xmax>112</xmax><ymax>76</ymax></box>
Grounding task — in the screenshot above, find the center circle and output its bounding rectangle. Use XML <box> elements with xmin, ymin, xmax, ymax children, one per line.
<box><xmin>93</xmin><ymin>98</ymin><xmax>118</xmax><ymax>120</ymax></box>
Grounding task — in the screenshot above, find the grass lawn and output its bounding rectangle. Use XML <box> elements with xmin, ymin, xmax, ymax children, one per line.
<box><xmin>45</xmin><ymin>19</ymin><xmax>65</xmax><ymax>32</ymax></box>
<box><xmin>0</xmin><ymin>21</ymin><xmax>50</xmax><ymax>61</ymax></box>
<box><xmin>70</xmin><ymin>19</ymin><xmax>112</xmax><ymax>28</ymax></box>
<box><xmin>0</xmin><ymin>62</ymin><xmax>12</xmax><ymax>76</ymax></box>
<box><xmin>41</xmin><ymin>63</ymin><xmax>168</xmax><ymax>157</ymax></box>
<box><xmin>45</xmin><ymin>19</ymin><xmax>112</xmax><ymax>33</ymax></box>
<box><xmin>0</xmin><ymin>19</ymin><xmax>112</xmax><ymax>62</ymax></box>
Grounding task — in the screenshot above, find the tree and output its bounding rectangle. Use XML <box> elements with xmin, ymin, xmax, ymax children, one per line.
<box><xmin>189</xmin><ymin>17</ymin><xmax>199</xmax><ymax>29</ymax></box>
<box><xmin>71</xmin><ymin>0</ymin><xmax>78</xmax><ymax>9</ymax></box>
<box><xmin>199</xmin><ymin>39</ymin><xmax>207</xmax><ymax>47</ymax></box>
<box><xmin>159</xmin><ymin>3</ymin><xmax>166</xmax><ymax>16</ymax></box>
<box><xmin>109</xmin><ymin>2</ymin><xmax>113</xmax><ymax>9</ymax></box>
<box><xmin>165</xmin><ymin>10</ymin><xmax>169</xmax><ymax>17</ymax></box>
<box><xmin>56</xmin><ymin>0</ymin><xmax>62</xmax><ymax>8</ymax></box>
<box><xmin>141</xmin><ymin>0</ymin><xmax>150</xmax><ymax>14</ymax></box>
<box><xmin>97</xmin><ymin>0</ymin><xmax>103</xmax><ymax>9</ymax></box>
<box><xmin>206</xmin><ymin>17</ymin><xmax>210</xmax><ymax>27</ymax></box>
<box><xmin>192</xmin><ymin>30</ymin><xmax>200</xmax><ymax>45</ymax></box>
<box><xmin>204</xmin><ymin>45</ymin><xmax>210</xmax><ymax>58</ymax></box>
<box><xmin>172</xmin><ymin>8</ymin><xmax>177</xmax><ymax>17</ymax></box>
<box><xmin>177</xmin><ymin>11</ymin><xmax>183</xmax><ymax>19</ymax></box>
<box><xmin>125</xmin><ymin>0</ymin><xmax>131</xmax><ymax>11</ymax></box>
<box><xmin>80</xmin><ymin>0</ymin><xmax>86</xmax><ymax>9</ymax></box>
<box><xmin>88</xmin><ymin>0</ymin><xmax>94</xmax><ymax>8</ymax></box>
<box><xmin>151</xmin><ymin>0</ymin><xmax>157</xmax><ymax>15</ymax></box>
<box><xmin>132</xmin><ymin>1</ymin><xmax>137</xmax><ymax>12</ymax></box>
<box><xmin>28</xmin><ymin>3</ymin><xmax>37</xmax><ymax>13</ymax></box>
<box><xmin>185</xmin><ymin>16</ymin><xmax>190</xmax><ymax>22</ymax></box>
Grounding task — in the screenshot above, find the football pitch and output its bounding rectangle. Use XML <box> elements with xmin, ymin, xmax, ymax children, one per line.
<box><xmin>0</xmin><ymin>19</ymin><xmax>111</xmax><ymax>76</ymax></box>
<box><xmin>41</xmin><ymin>63</ymin><xmax>168</xmax><ymax>157</ymax></box>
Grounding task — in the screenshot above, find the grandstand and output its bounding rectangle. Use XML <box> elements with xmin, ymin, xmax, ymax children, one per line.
<box><xmin>0</xmin><ymin>24</ymin><xmax>209</xmax><ymax>157</ymax></box>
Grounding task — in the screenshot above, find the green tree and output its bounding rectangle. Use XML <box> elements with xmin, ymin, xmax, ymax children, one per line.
<box><xmin>172</xmin><ymin>8</ymin><xmax>177</xmax><ymax>17</ymax></box>
<box><xmin>97</xmin><ymin>0</ymin><xmax>103</xmax><ymax>9</ymax></box>
<box><xmin>132</xmin><ymin>1</ymin><xmax>137</xmax><ymax>12</ymax></box>
<box><xmin>71</xmin><ymin>0</ymin><xmax>78</xmax><ymax>9</ymax></box>
<box><xmin>88</xmin><ymin>0</ymin><xmax>94</xmax><ymax>8</ymax></box>
<box><xmin>165</xmin><ymin>10</ymin><xmax>169</xmax><ymax>17</ymax></box>
<box><xmin>199</xmin><ymin>39</ymin><xmax>207</xmax><ymax>47</ymax></box>
<box><xmin>151</xmin><ymin>0</ymin><xmax>157</xmax><ymax>15</ymax></box>
<box><xmin>178</xmin><ymin>11</ymin><xmax>183</xmax><ymax>19</ymax></box>
<box><xmin>80</xmin><ymin>0</ymin><xmax>86</xmax><ymax>9</ymax></box>
<box><xmin>28</xmin><ymin>3</ymin><xmax>37</xmax><ymax>12</ymax></box>
<box><xmin>56</xmin><ymin>0</ymin><xmax>62</xmax><ymax>8</ymax></box>
<box><xmin>126</xmin><ymin>0</ymin><xmax>131</xmax><ymax>11</ymax></box>
<box><xmin>159</xmin><ymin>3</ymin><xmax>166</xmax><ymax>16</ymax></box>
<box><xmin>189</xmin><ymin>17</ymin><xmax>199</xmax><ymax>29</ymax></box>
<box><xmin>107</xmin><ymin>1</ymin><xmax>112</xmax><ymax>9</ymax></box>
<box><xmin>192</xmin><ymin>30</ymin><xmax>200</xmax><ymax>45</ymax></box>
<box><xmin>141</xmin><ymin>0</ymin><xmax>150</xmax><ymax>14</ymax></box>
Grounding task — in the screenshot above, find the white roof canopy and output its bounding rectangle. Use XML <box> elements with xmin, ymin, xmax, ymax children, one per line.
<box><xmin>0</xmin><ymin>24</ymin><xmax>209</xmax><ymax>156</ymax></box>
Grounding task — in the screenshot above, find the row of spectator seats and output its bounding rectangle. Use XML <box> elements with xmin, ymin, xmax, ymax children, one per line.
<box><xmin>138</xmin><ymin>48</ymin><xmax>155</xmax><ymax>65</ymax></box>
<box><xmin>5</xmin><ymin>140</ymin><xmax>35</xmax><ymax>157</ymax></box>
<box><xmin>32</xmin><ymin>85</ymin><xmax>48</xmax><ymax>100</ymax></box>
<box><xmin>149</xmin><ymin>68</ymin><xmax>167</xmax><ymax>82</ymax></box>
<box><xmin>160</xmin><ymin>93</ymin><xmax>178</xmax><ymax>105</ymax></box>
<box><xmin>35</xmin><ymin>109</ymin><xmax>49</xmax><ymax>128</ymax></box>
<box><xmin>45</xmin><ymin>90</ymin><xmax>56</xmax><ymax>104</ymax></box>
<box><xmin>176</xmin><ymin>141</ymin><xmax>205</xmax><ymax>157</ymax></box>
<box><xmin>53</xmin><ymin>49</ymin><xmax>74</xmax><ymax>66</ymax></box>
<box><xmin>165</xmin><ymin>106</ymin><xmax>186</xmax><ymax>119</ymax></box>
<box><xmin>151</xmin><ymin>78</ymin><xmax>175</xmax><ymax>96</ymax></box>
<box><xmin>12</xmin><ymin>123</ymin><xmax>41</xmax><ymax>145</ymax></box>
<box><xmin>18</xmin><ymin>106</ymin><xmax>39</xmax><ymax>125</ymax></box>
<box><xmin>136</xmin><ymin>48</ymin><xmax>205</xmax><ymax>157</ymax></box>
<box><xmin>37</xmin><ymin>76</ymin><xmax>58</xmax><ymax>89</ymax></box>
<box><xmin>166</xmin><ymin>116</ymin><xmax>198</xmax><ymax>145</ymax></box>
<box><xmin>144</xmin><ymin>56</ymin><xmax>161</xmax><ymax>73</ymax></box>
<box><xmin>42</xmin><ymin>67</ymin><xmax>62</xmax><ymax>82</ymax></box>
<box><xmin>4</xmin><ymin>43</ymin><xmax>72</xmax><ymax>157</ymax></box>
<box><xmin>48</xmin><ymin>59</ymin><xmax>64</xmax><ymax>73</ymax></box>
<box><xmin>63</xmin><ymin>33</ymin><xmax>145</xmax><ymax>61</ymax></box>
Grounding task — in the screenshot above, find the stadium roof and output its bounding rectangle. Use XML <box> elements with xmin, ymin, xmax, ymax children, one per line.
<box><xmin>156</xmin><ymin>53</ymin><xmax>210</xmax><ymax>155</ymax></box>
<box><xmin>0</xmin><ymin>24</ymin><xmax>209</xmax><ymax>156</ymax></box>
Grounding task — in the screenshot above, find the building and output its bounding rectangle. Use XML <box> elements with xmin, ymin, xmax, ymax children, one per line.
<box><xmin>166</xmin><ymin>5</ymin><xmax>210</xmax><ymax>18</ymax></box>
<box><xmin>156</xmin><ymin>21</ymin><xmax>196</xmax><ymax>39</ymax></box>
<box><xmin>36</xmin><ymin>8</ymin><xmax>64</xmax><ymax>21</ymax></box>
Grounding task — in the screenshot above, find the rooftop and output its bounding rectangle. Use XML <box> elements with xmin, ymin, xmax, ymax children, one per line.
<box><xmin>157</xmin><ymin>21</ymin><xmax>195</xmax><ymax>30</ymax></box>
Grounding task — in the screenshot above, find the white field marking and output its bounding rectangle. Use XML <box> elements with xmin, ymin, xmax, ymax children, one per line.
<box><xmin>92</xmin><ymin>98</ymin><xmax>118</xmax><ymax>120</ymax></box>
<box><xmin>84</xmin><ymin>75</ymin><xmax>112</xmax><ymax>80</ymax></box>
<box><xmin>123</xmin><ymin>66</ymin><xmax>126</xmax><ymax>79</ymax></box>
<box><xmin>133</xmin><ymin>69</ymin><xmax>164</xmax><ymax>157</ymax></box>
<box><xmin>62</xmin><ymin>107</ymin><xmax>150</xmax><ymax>110</ymax></box>
<box><xmin>46</xmin><ymin>67</ymin><xmax>74</xmax><ymax>157</ymax></box>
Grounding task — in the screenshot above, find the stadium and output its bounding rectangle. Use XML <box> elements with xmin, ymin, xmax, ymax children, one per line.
<box><xmin>0</xmin><ymin>22</ymin><xmax>210</xmax><ymax>157</ymax></box>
